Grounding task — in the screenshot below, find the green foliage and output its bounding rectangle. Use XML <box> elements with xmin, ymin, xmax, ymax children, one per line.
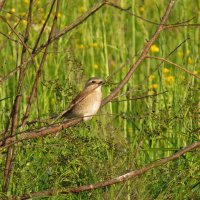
<box><xmin>0</xmin><ymin>0</ymin><xmax>199</xmax><ymax>199</ymax></box>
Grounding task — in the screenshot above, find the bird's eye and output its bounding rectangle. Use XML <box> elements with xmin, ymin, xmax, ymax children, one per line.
<box><xmin>91</xmin><ymin>81</ymin><xmax>96</xmax><ymax>84</ymax></box>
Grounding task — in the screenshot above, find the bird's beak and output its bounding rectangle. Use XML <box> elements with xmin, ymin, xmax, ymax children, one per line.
<box><xmin>99</xmin><ymin>80</ymin><xmax>104</xmax><ymax>85</ymax></box>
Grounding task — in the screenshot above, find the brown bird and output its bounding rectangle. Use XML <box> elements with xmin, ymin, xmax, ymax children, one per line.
<box><xmin>52</xmin><ymin>77</ymin><xmax>103</xmax><ymax>123</ymax></box>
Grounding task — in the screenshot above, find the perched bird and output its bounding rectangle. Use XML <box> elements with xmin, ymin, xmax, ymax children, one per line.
<box><xmin>52</xmin><ymin>77</ymin><xmax>103</xmax><ymax>123</ymax></box>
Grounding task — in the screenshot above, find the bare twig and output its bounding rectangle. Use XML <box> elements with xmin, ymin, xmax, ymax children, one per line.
<box><xmin>106</xmin><ymin>1</ymin><xmax>165</xmax><ymax>26</ymax></box>
<box><xmin>112</xmin><ymin>91</ymin><xmax>168</xmax><ymax>102</ymax></box>
<box><xmin>165</xmin><ymin>23</ymin><xmax>200</xmax><ymax>29</ymax></box>
<box><xmin>0</xmin><ymin>16</ymin><xmax>36</xmax><ymax>69</ymax></box>
<box><xmin>21</xmin><ymin>0</ymin><xmax>59</xmax><ymax>127</ymax></box>
<box><xmin>145</xmin><ymin>56</ymin><xmax>200</xmax><ymax>79</ymax></box>
<box><xmin>32</xmin><ymin>0</ymin><xmax>57</xmax><ymax>53</ymax></box>
<box><xmin>0</xmin><ymin>31</ymin><xmax>20</xmax><ymax>44</ymax></box>
<box><xmin>0</xmin><ymin>96</ymin><xmax>11</xmax><ymax>102</ymax></box>
<box><xmin>9</xmin><ymin>141</ymin><xmax>200</xmax><ymax>199</ymax></box>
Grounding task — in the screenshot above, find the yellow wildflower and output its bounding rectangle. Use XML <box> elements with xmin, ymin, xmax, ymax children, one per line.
<box><xmin>22</xmin><ymin>20</ymin><xmax>27</xmax><ymax>25</ymax></box>
<box><xmin>150</xmin><ymin>44</ymin><xmax>159</xmax><ymax>53</ymax></box>
<box><xmin>6</xmin><ymin>13</ymin><xmax>11</xmax><ymax>18</ymax></box>
<box><xmin>90</xmin><ymin>43</ymin><xmax>98</xmax><ymax>48</ymax></box>
<box><xmin>163</xmin><ymin>68</ymin><xmax>170</xmax><ymax>73</ymax></box>
<box><xmin>148</xmin><ymin>75</ymin><xmax>155</xmax><ymax>81</ymax></box>
<box><xmin>149</xmin><ymin>84</ymin><xmax>158</xmax><ymax>89</ymax></box>
<box><xmin>139</xmin><ymin>6</ymin><xmax>145</xmax><ymax>14</ymax></box>
<box><xmin>188</xmin><ymin>57</ymin><xmax>193</xmax><ymax>64</ymax></box>
<box><xmin>128</xmin><ymin>127</ymin><xmax>133</xmax><ymax>133</ymax></box>
<box><xmin>57</xmin><ymin>13</ymin><xmax>61</xmax><ymax>18</ymax></box>
<box><xmin>186</xmin><ymin>49</ymin><xmax>190</xmax><ymax>55</ymax></box>
<box><xmin>166</xmin><ymin>75</ymin><xmax>174</xmax><ymax>84</ymax></box>
<box><xmin>20</xmin><ymin>12</ymin><xmax>27</xmax><ymax>17</ymax></box>
<box><xmin>93</xmin><ymin>64</ymin><xmax>99</xmax><ymax>69</ymax></box>
<box><xmin>148</xmin><ymin>90</ymin><xmax>155</xmax><ymax>95</ymax></box>
<box><xmin>180</xmin><ymin>75</ymin><xmax>185</xmax><ymax>80</ymax></box>
<box><xmin>80</xmin><ymin>6</ymin><xmax>87</xmax><ymax>13</ymax></box>
<box><xmin>194</xmin><ymin>70</ymin><xmax>198</xmax><ymax>75</ymax></box>
<box><xmin>11</xmin><ymin>8</ymin><xmax>16</xmax><ymax>13</ymax></box>
<box><xmin>177</xmin><ymin>51</ymin><xmax>183</xmax><ymax>57</ymax></box>
<box><xmin>79</xmin><ymin>44</ymin><xmax>85</xmax><ymax>49</ymax></box>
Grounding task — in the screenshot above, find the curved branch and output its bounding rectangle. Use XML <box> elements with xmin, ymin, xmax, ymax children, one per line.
<box><xmin>9</xmin><ymin>141</ymin><xmax>200</xmax><ymax>199</ymax></box>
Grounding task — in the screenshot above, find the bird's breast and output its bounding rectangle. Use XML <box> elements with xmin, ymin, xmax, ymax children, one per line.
<box><xmin>82</xmin><ymin>91</ymin><xmax>102</xmax><ymax>121</ymax></box>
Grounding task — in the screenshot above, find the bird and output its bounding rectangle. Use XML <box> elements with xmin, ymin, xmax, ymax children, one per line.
<box><xmin>52</xmin><ymin>77</ymin><xmax>103</xmax><ymax>123</ymax></box>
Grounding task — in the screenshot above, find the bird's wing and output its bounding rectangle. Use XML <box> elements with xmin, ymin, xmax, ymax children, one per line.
<box><xmin>70</xmin><ymin>89</ymin><xmax>91</xmax><ymax>108</ymax></box>
<box><xmin>51</xmin><ymin>89</ymin><xmax>92</xmax><ymax>124</ymax></box>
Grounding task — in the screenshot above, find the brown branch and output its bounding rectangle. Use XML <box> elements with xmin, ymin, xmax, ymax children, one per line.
<box><xmin>9</xmin><ymin>141</ymin><xmax>200</xmax><ymax>199</ymax></box>
<box><xmin>2</xmin><ymin>0</ymin><xmax>34</xmax><ymax>193</ymax></box>
<box><xmin>165</xmin><ymin>23</ymin><xmax>200</xmax><ymax>29</ymax></box>
<box><xmin>101</xmin><ymin>0</ymin><xmax>175</xmax><ymax>106</ymax></box>
<box><xmin>21</xmin><ymin>0</ymin><xmax>59</xmax><ymax>127</ymax></box>
<box><xmin>145</xmin><ymin>56</ymin><xmax>200</xmax><ymax>79</ymax></box>
<box><xmin>0</xmin><ymin>19</ymin><xmax>21</xmax><ymax>52</ymax></box>
<box><xmin>32</xmin><ymin>0</ymin><xmax>57</xmax><ymax>53</ymax></box>
<box><xmin>0</xmin><ymin>65</ymin><xmax>20</xmax><ymax>84</ymax></box>
<box><xmin>0</xmin><ymin>31</ymin><xmax>20</xmax><ymax>44</ymax></box>
<box><xmin>0</xmin><ymin>96</ymin><xmax>11</xmax><ymax>102</ymax></box>
<box><xmin>107</xmin><ymin>1</ymin><xmax>198</xmax><ymax>26</ymax></box>
<box><xmin>106</xmin><ymin>1</ymin><xmax>167</xmax><ymax>26</ymax></box>
<box><xmin>0</xmin><ymin>118</ymin><xmax>82</xmax><ymax>149</ymax></box>
<box><xmin>0</xmin><ymin>16</ymin><xmax>36</xmax><ymax>70</ymax></box>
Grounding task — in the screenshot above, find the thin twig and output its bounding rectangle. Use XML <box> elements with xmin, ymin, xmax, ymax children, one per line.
<box><xmin>32</xmin><ymin>0</ymin><xmax>57</xmax><ymax>53</ymax></box>
<box><xmin>21</xmin><ymin>0</ymin><xmax>59</xmax><ymax>127</ymax></box>
<box><xmin>145</xmin><ymin>56</ymin><xmax>200</xmax><ymax>79</ymax></box>
<box><xmin>112</xmin><ymin>91</ymin><xmax>168</xmax><ymax>102</ymax></box>
<box><xmin>0</xmin><ymin>31</ymin><xmax>20</xmax><ymax>44</ymax></box>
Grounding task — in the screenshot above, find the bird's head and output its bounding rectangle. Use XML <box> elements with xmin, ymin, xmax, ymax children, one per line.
<box><xmin>84</xmin><ymin>77</ymin><xmax>104</xmax><ymax>90</ymax></box>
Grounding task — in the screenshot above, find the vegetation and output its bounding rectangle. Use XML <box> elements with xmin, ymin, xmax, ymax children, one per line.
<box><xmin>0</xmin><ymin>0</ymin><xmax>199</xmax><ymax>199</ymax></box>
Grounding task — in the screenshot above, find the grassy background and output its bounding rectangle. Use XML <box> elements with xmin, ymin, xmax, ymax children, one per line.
<box><xmin>0</xmin><ymin>0</ymin><xmax>199</xmax><ymax>199</ymax></box>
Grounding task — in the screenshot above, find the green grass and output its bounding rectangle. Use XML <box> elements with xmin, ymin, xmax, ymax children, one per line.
<box><xmin>0</xmin><ymin>0</ymin><xmax>199</xmax><ymax>199</ymax></box>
